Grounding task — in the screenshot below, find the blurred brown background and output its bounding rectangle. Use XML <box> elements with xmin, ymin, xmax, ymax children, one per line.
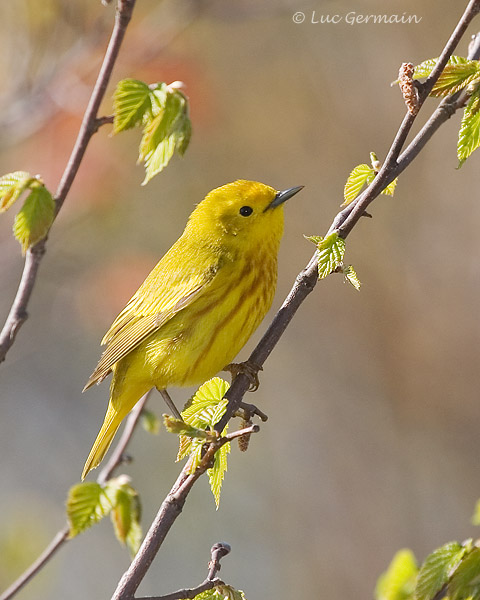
<box><xmin>2</xmin><ymin>0</ymin><xmax>480</xmax><ymax>598</ymax></box>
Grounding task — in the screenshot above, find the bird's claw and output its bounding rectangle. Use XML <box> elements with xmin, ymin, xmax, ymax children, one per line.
<box><xmin>223</xmin><ymin>360</ymin><xmax>263</xmax><ymax>391</ymax></box>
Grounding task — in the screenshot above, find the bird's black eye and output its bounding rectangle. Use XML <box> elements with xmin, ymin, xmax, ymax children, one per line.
<box><xmin>239</xmin><ymin>206</ymin><xmax>253</xmax><ymax>217</ymax></box>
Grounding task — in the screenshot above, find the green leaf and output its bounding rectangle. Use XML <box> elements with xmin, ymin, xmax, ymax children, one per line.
<box><xmin>414</xmin><ymin>542</ymin><xmax>466</xmax><ymax>600</ymax></box>
<box><xmin>175</xmin><ymin>116</ymin><xmax>192</xmax><ymax>156</ymax></box>
<box><xmin>376</xmin><ymin>550</ymin><xmax>418</xmax><ymax>600</ymax></box>
<box><xmin>139</xmin><ymin>87</ymin><xmax>191</xmax><ymax>184</ymax></box>
<box><xmin>178</xmin><ymin>378</ymin><xmax>230</xmax><ymax>505</ymax></box>
<box><xmin>164</xmin><ymin>415</ymin><xmax>211</xmax><ymax>439</ymax></box>
<box><xmin>66</xmin><ymin>482</ymin><xmax>112</xmax><ymax>537</ymax></box>
<box><xmin>457</xmin><ymin>91</ymin><xmax>480</xmax><ymax>167</ymax></box>
<box><xmin>113</xmin><ymin>79</ymin><xmax>152</xmax><ymax>134</ymax></box>
<box><xmin>316</xmin><ymin>232</ymin><xmax>346</xmax><ymax>279</ymax></box>
<box><xmin>343</xmin><ymin>265</ymin><xmax>361</xmax><ymax>290</ymax></box>
<box><xmin>193</xmin><ymin>586</ymin><xmax>247</xmax><ymax>600</ymax></box>
<box><xmin>105</xmin><ymin>477</ymin><xmax>142</xmax><ymax>558</ymax></box>
<box><xmin>343</xmin><ymin>164</ymin><xmax>374</xmax><ymax>206</ymax></box>
<box><xmin>0</xmin><ymin>171</ymin><xmax>35</xmax><ymax>212</ymax></box>
<box><xmin>383</xmin><ymin>178</ymin><xmax>398</xmax><ymax>196</ymax></box>
<box><xmin>343</xmin><ymin>159</ymin><xmax>398</xmax><ymax>207</ymax></box>
<box><xmin>142</xmin><ymin>134</ymin><xmax>177</xmax><ymax>184</ymax></box>
<box><xmin>141</xmin><ymin>409</ymin><xmax>161</xmax><ymax>434</ymax></box>
<box><xmin>449</xmin><ymin>547</ymin><xmax>480</xmax><ymax>600</ymax></box>
<box><xmin>215</xmin><ymin>585</ymin><xmax>247</xmax><ymax>600</ymax></box>
<box><xmin>209</xmin><ymin>438</ymin><xmax>230</xmax><ymax>509</ymax></box>
<box><xmin>414</xmin><ymin>56</ymin><xmax>480</xmax><ymax>96</ymax></box>
<box><xmin>13</xmin><ymin>185</ymin><xmax>55</xmax><ymax>254</ymax></box>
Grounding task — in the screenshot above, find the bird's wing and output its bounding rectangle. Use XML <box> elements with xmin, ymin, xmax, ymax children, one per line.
<box><xmin>83</xmin><ymin>257</ymin><xmax>218</xmax><ymax>391</ymax></box>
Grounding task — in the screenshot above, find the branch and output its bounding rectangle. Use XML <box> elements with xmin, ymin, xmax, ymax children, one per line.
<box><xmin>112</xmin><ymin>425</ymin><xmax>259</xmax><ymax>599</ymax></box>
<box><xmin>216</xmin><ymin>6</ymin><xmax>480</xmax><ymax>433</ymax></box>
<box><xmin>0</xmin><ymin>392</ymin><xmax>148</xmax><ymax>600</ymax></box>
<box><xmin>0</xmin><ymin>527</ymin><xmax>69</xmax><ymax>600</ymax></box>
<box><xmin>136</xmin><ymin>542</ymin><xmax>231</xmax><ymax>600</ymax></box>
<box><xmin>0</xmin><ymin>0</ymin><xmax>137</xmax><ymax>365</ymax></box>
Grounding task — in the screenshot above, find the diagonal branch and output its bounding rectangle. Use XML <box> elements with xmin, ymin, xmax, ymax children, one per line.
<box><xmin>0</xmin><ymin>391</ymin><xmax>148</xmax><ymax>600</ymax></box>
<box><xmin>216</xmin><ymin>8</ymin><xmax>480</xmax><ymax>433</ymax></box>
<box><xmin>0</xmin><ymin>0</ymin><xmax>137</xmax><ymax>365</ymax></box>
<box><xmin>112</xmin><ymin>425</ymin><xmax>259</xmax><ymax>599</ymax></box>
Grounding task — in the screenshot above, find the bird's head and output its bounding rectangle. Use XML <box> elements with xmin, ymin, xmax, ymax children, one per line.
<box><xmin>188</xmin><ymin>180</ymin><xmax>303</xmax><ymax>248</ymax></box>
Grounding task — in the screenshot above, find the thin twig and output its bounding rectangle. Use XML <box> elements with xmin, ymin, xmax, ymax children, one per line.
<box><xmin>112</xmin><ymin>425</ymin><xmax>259</xmax><ymax>599</ymax></box>
<box><xmin>0</xmin><ymin>0</ymin><xmax>137</xmax><ymax>364</ymax></box>
<box><xmin>0</xmin><ymin>391</ymin><xmax>148</xmax><ymax>600</ymax></box>
<box><xmin>0</xmin><ymin>527</ymin><xmax>70</xmax><ymax>600</ymax></box>
<box><xmin>136</xmin><ymin>542</ymin><xmax>231</xmax><ymax>600</ymax></box>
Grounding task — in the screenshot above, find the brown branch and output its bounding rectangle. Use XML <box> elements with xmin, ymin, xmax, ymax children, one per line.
<box><xmin>0</xmin><ymin>392</ymin><xmax>148</xmax><ymax>600</ymax></box>
<box><xmin>136</xmin><ymin>542</ymin><xmax>231</xmax><ymax>600</ymax></box>
<box><xmin>0</xmin><ymin>527</ymin><xmax>70</xmax><ymax>600</ymax></box>
<box><xmin>112</xmin><ymin>426</ymin><xmax>259</xmax><ymax>599</ymax></box>
<box><xmin>0</xmin><ymin>0</ymin><xmax>137</xmax><ymax>365</ymax></box>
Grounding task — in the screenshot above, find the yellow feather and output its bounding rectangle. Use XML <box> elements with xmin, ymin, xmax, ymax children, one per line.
<box><xmin>82</xmin><ymin>180</ymin><xmax>303</xmax><ymax>478</ymax></box>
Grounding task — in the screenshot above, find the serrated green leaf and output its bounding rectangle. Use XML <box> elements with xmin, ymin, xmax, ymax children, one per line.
<box><xmin>414</xmin><ymin>56</ymin><xmax>480</xmax><ymax>96</ymax></box>
<box><xmin>66</xmin><ymin>482</ymin><xmax>112</xmax><ymax>537</ymax></box>
<box><xmin>139</xmin><ymin>87</ymin><xmax>191</xmax><ymax>184</ymax></box>
<box><xmin>105</xmin><ymin>477</ymin><xmax>142</xmax><ymax>558</ymax></box>
<box><xmin>142</xmin><ymin>134</ymin><xmax>176</xmax><ymax>184</ymax></box>
<box><xmin>164</xmin><ymin>415</ymin><xmax>210</xmax><ymax>439</ymax></box>
<box><xmin>193</xmin><ymin>591</ymin><xmax>223</xmax><ymax>600</ymax></box>
<box><xmin>458</xmin><ymin>91</ymin><xmax>480</xmax><ymax>166</ymax></box>
<box><xmin>414</xmin><ymin>542</ymin><xmax>466</xmax><ymax>600</ymax></box>
<box><xmin>343</xmin><ymin>265</ymin><xmax>361</xmax><ymax>290</ymax></box>
<box><xmin>215</xmin><ymin>585</ymin><xmax>247</xmax><ymax>600</ymax></box>
<box><xmin>126</xmin><ymin>517</ymin><xmax>142</xmax><ymax>559</ymax></box>
<box><xmin>413</xmin><ymin>57</ymin><xmax>438</xmax><ymax>79</ymax></box>
<box><xmin>175</xmin><ymin>116</ymin><xmax>192</xmax><ymax>156</ymax></box>
<box><xmin>316</xmin><ymin>232</ymin><xmax>346</xmax><ymax>279</ymax></box>
<box><xmin>0</xmin><ymin>171</ymin><xmax>35</xmax><ymax>212</ymax></box>
<box><xmin>383</xmin><ymin>178</ymin><xmax>398</xmax><ymax>196</ymax></box>
<box><xmin>209</xmin><ymin>439</ymin><xmax>230</xmax><ymax>509</ymax></box>
<box><xmin>376</xmin><ymin>550</ymin><xmax>418</xmax><ymax>600</ymax></box>
<box><xmin>13</xmin><ymin>186</ymin><xmax>55</xmax><ymax>254</ymax></box>
<box><xmin>304</xmin><ymin>234</ymin><xmax>323</xmax><ymax>245</ymax></box>
<box><xmin>449</xmin><ymin>547</ymin><xmax>480</xmax><ymax>600</ymax></box>
<box><xmin>177</xmin><ymin>378</ymin><xmax>230</xmax><ymax>505</ymax></box>
<box><xmin>113</xmin><ymin>79</ymin><xmax>152</xmax><ymax>134</ymax></box>
<box><xmin>342</xmin><ymin>164</ymin><xmax>374</xmax><ymax>206</ymax></box>
<box><xmin>141</xmin><ymin>409</ymin><xmax>161</xmax><ymax>434</ymax></box>
<box><xmin>139</xmin><ymin>91</ymin><xmax>182</xmax><ymax>161</ymax></box>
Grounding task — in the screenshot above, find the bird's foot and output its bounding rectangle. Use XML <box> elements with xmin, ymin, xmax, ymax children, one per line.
<box><xmin>223</xmin><ymin>360</ymin><xmax>263</xmax><ymax>392</ymax></box>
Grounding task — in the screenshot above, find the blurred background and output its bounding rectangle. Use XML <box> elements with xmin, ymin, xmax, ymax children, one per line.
<box><xmin>2</xmin><ymin>0</ymin><xmax>480</xmax><ymax>598</ymax></box>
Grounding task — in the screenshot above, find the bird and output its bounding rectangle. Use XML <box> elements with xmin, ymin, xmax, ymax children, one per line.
<box><xmin>81</xmin><ymin>179</ymin><xmax>303</xmax><ymax>479</ymax></box>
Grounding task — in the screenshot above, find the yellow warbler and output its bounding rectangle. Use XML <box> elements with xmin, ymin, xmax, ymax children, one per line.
<box><xmin>82</xmin><ymin>180</ymin><xmax>303</xmax><ymax>479</ymax></box>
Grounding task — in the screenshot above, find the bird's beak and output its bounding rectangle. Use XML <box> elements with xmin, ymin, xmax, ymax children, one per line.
<box><xmin>265</xmin><ymin>185</ymin><xmax>304</xmax><ymax>211</ymax></box>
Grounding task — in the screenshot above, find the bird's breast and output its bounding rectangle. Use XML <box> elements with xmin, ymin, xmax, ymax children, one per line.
<box><xmin>145</xmin><ymin>247</ymin><xmax>278</xmax><ymax>388</ymax></box>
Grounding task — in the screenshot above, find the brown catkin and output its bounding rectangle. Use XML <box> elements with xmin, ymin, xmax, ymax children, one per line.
<box><xmin>399</xmin><ymin>62</ymin><xmax>420</xmax><ymax>115</ymax></box>
<box><xmin>238</xmin><ymin>418</ymin><xmax>252</xmax><ymax>452</ymax></box>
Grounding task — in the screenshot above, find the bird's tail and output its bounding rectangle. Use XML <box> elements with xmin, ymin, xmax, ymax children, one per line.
<box><xmin>82</xmin><ymin>403</ymin><xmax>124</xmax><ymax>480</ymax></box>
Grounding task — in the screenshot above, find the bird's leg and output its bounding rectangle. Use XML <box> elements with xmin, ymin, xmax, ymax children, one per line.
<box><xmin>157</xmin><ymin>388</ymin><xmax>183</xmax><ymax>421</ymax></box>
<box><xmin>223</xmin><ymin>360</ymin><xmax>263</xmax><ymax>392</ymax></box>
